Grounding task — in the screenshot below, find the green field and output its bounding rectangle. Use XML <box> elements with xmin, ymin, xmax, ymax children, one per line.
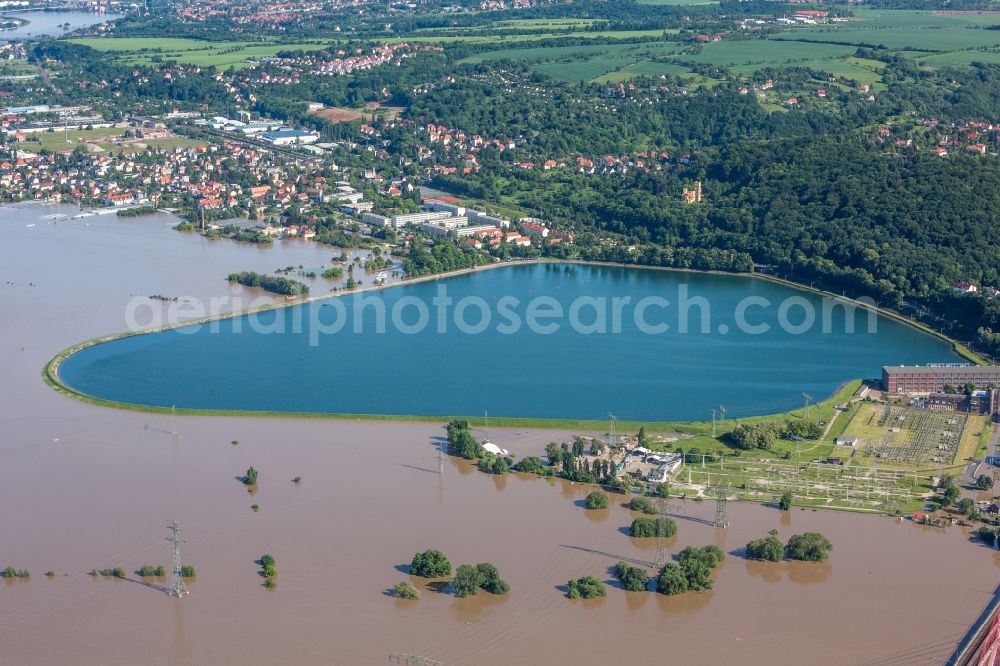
<box><xmin>773</xmin><ymin>27</ymin><xmax>1000</xmax><ymax>52</ymax></box>
<box><xmin>67</xmin><ymin>38</ymin><xmax>337</xmax><ymax>69</ymax></box>
<box><xmin>17</xmin><ymin>127</ymin><xmax>198</xmax><ymax>154</ymax></box>
<box><xmin>460</xmin><ymin>41</ymin><xmax>684</xmax><ymax>82</ymax></box>
<box><xmin>594</xmin><ymin>60</ymin><xmax>703</xmax><ymax>83</ymax></box>
<box><xmin>635</xmin><ymin>0</ymin><xmax>718</xmax><ymax>5</ymax></box>
<box><xmin>392</xmin><ymin>29</ymin><xmax>674</xmax><ymax>44</ymax></box>
<box><xmin>912</xmin><ymin>49</ymin><xmax>1000</xmax><ymax>67</ymax></box>
<box><xmin>679</xmin><ymin>39</ymin><xmax>858</xmax><ymax>67</ymax></box>
<box><xmin>849</xmin><ymin>9</ymin><xmax>1000</xmax><ymax>29</ymax></box>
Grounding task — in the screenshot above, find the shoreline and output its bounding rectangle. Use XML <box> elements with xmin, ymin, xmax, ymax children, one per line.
<box><xmin>43</xmin><ymin>257</ymin><xmax>980</xmax><ymax>427</ymax></box>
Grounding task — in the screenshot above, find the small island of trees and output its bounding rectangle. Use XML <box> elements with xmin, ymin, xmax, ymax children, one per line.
<box><xmin>745</xmin><ymin>531</ymin><xmax>833</xmax><ymax>562</ymax></box>
<box><xmin>566</xmin><ymin>576</ymin><xmax>606</xmax><ymax>600</ymax></box>
<box><xmin>410</xmin><ymin>549</ymin><xmax>451</xmax><ymax>578</ymax></box>
<box><xmin>630</xmin><ymin>516</ymin><xmax>677</xmax><ymax>538</ymax></box>
<box><xmin>585</xmin><ymin>490</ymin><xmax>609</xmax><ymax>510</ymax></box>
<box><xmin>614</xmin><ymin>561</ymin><xmax>650</xmax><ymax>592</ymax></box>
<box><xmin>227</xmin><ymin>271</ymin><xmax>308</xmax><ymax>296</ymax></box>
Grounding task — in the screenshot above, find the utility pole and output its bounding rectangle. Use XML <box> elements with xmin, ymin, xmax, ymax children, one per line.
<box><xmin>170</xmin><ymin>404</ymin><xmax>177</xmax><ymax>438</ymax></box>
<box><xmin>167</xmin><ymin>520</ymin><xmax>189</xmax><ymax>598</ymax></box>
<box><xmin>710</xmin><ymin>408</ymin><xmax>717</xmax><ymax>438</ymax></box>
<box><xmin>438</xmin><ymin>438</ymin><xmax>444</xmax><ymax>476</ymax></box>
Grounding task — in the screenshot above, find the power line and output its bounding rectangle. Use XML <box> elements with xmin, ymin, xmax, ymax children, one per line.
<box><xmin>166</xmin><ymin>520</ymin><xmax>189</xmax><ymax>598</ymax></box>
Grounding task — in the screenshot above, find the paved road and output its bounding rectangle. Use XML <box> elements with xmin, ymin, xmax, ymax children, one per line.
<box><xmin>966</xmin><ymin>422</ymin><xmax>998</xmax><ymax>483</ymax></box>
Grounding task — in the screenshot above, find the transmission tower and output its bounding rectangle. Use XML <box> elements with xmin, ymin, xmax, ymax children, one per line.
<box><xmin>710</xmin><ymin>408</ymin><xmax>717</xmax><ymax>438</ymax></box>
<box><xmin>653</xmin><ymin>498</ymin><xmax>671</xmax><ymax>569</ymax></box>
<box><xmin>719</xmin><ymin>405</ymin><xmax>727</xmax><ymax>426</ymax></box>
<box><xmin>801</xmin><ymin>393</ymin><xmax>813</xmax><ymax>421</ymax></box>
<box><xmin>170</xmin><ymin>404</ymin><xmax>177</xmax><ymax>437</ymax></box>
<box><xmin>608</xmin><ymin>413</ymin><xmax>618</xmax><ymax>449</ymax></box>
<box><xmin>712</xmin><ymin>485</ymin><xmax>730</xmax><ymax>529</ymax></box>
<box><xmin>653</xmin><ymin>498</ymin><xmax>687</xmax><ymax>569</ymax></box>
<box><xmin>438</xmin><ymin>437</ymin><xmax>445</xmax><ymax>475</ymax></box>
<box><xmin>166</xmin><ymin>520</ymin><xmax>189</xmax><ymax>598</ymax></box>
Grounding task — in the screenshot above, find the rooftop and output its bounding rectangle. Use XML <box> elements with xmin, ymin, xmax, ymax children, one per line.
<box><xmin>883</xmin><ymin>364</ymin><xmax>996</xmax><ymax>375</ymax></box>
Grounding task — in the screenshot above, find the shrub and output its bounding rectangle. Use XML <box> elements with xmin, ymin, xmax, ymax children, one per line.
<box><xmin>260</xmin><ymin>554</ymin><xmax>275</xmax><ymax>568</ymax></box>
<box><xmin>784</xmin><ymin>533</ymin><xmax>833</xmax><ymax>562</ymax></box>
<box><xmin>677</xmin><ymin>545</ymin><xmax>725</xmax><ymax>568</ymax></box>
<box><xmin>263</xmin><ymin>579</ymin><xmax>277</xmax><ymax>589</ymax></box>
<box><xmin>656</xmin><ymin>563</ymin><xmax>689</xmax><ymax>596</ymax></box>
<box><xmin>977</xmin><ymin>475</ymin><xmax>994</xmax><ymax>490</ymax></box>
<box><xmin>778</xmin><ymin>492</ymin><xmax>793</xmax><ymax>511</ymax></box>
<box><xmin>681</xmin><ymin>558</ymin><xmax>714</xmax><ymax>591</ymax></box>
<box><xmin>614</xmin><ymin>561</ymin><xmax>650</xmax><ymax>592</ymax></box>
<box><xmin>393</xmin><ymin>581</ymin><xmax>420</xmax><ymax>600</ymax></box>
<box><xmin>243</xmin><ymin>466</ymin><xmax>258</xmax><ymax>486</ymax></box>
<box><xmin>513</xmin><ymin>456</ymin><xmax>546</xmax><ymax>474</ymax></box>
<box><xmin>179</xmin><ymin>565</ymin><xmax>196</xmax><ymax>578</ymax></box>
<box><xmin>630</xmin><ymin>516</ymin><xmax>677</xmax><ymax>538</ymax></box>
<box><xmin>977</xmin><ymin>526</ymin><xmax>996</xmax><ymax>543</ymax></box>
<box><xmin>453</xmin><ymin>564</ymin><xmax>482</xmax><ymax>598</ymax></box>
<box><xmin>585</xmin><ymin>490</ymin><xmax>610</xmax><ymax>510</ymax></box>
<box><xmin>746</xmin><ymin>535</ymin><xmax>784</xmax><ymax>562</ymax></box>
<box><xmin>262</xmin><ymin>564</ymin><xmax>277</xmax><ymax>578</ymax></box>
<box><xmin>627</xmin><ymin>496</ymin><xmax>657</xmax><ymax>514</ymax></box>
<box><xmin>567</xmin><ymin>576</ymin><xmax>606</xmax><ymax>599</ymax></box>
<box><xmin>475</xmin><ymin>563</ymin><xmax>509</xmax><ymax>595</ymax></box>
<box><xmin>410</xmin><ymin>549</ymin><xmax>451</xmax><ymax>578</ymax></box>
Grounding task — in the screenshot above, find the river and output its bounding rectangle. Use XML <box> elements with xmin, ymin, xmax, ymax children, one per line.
<box><xmin>0</xmin><ymin>203</ymin><xmax>996</xmax><ymax>665</ymax></box>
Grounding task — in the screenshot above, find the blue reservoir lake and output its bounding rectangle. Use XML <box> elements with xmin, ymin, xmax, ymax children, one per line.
<box><xmin>57</xmin><ymin>263</ymin><xmax>960</xmax><ymax>422</ymax></box>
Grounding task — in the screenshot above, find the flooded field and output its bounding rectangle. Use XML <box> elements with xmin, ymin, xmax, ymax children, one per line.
<box><xmin>1</xmin><ymin>204</ymin><xmax>998</xmax><ymax>665</ymax></box>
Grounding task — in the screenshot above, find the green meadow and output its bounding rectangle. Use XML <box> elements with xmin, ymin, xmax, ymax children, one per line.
<box><xmin>68</xmin><ymin>37</ymin><xmax>336</xmax><ymax>69</ymax></box>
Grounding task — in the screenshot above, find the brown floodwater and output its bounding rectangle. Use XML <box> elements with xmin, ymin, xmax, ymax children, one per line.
<box><xmin>1</xmin><ymin>204</ymin><xmax>998</xmax><ymax>666</ymax></box>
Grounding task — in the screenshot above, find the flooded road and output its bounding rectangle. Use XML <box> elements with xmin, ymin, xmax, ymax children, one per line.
<box><xmin>1</xmin><ymin>204</ymin><xmax>997</xmax><ymax>665</ymax></box>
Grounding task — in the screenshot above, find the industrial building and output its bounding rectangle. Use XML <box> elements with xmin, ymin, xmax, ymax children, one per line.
<box><xmin>882</xmin><ymin>365</ymin><xmax>1000</xmax><ymax>394</ymax></box>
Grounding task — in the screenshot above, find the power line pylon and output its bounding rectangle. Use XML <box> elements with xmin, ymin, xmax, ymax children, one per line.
<box><xmin>712</xmin><ymin>485</ymin><xmax>730</xmax><ymax>529</ymax></box>
<box><xmin>802</xmin><ymin>393</ymin><xmax>814</xmax><ymax>421</ymax></box>
<box><xmin>167</xmin><ymin>520</ymin><xmax>189</xmax><ymax>598</ymax></box>
<box><xmin>653</xmin><ymin>498</ymin><xmax>686</xmax><ymax>569</ymax></box>
<box><xmin>653</xmin><ymin>498</ymin><xmax>671</xmax><ymax>569</ymax></box>
<box><xmin>710</xmin><ymin>408</ymin><xmax>717</xmax><ymax>438</ymax></box>
<box><xmin>608</xmin><ymin>413</ymin><xmax>617</xmax><ymax>449</ymax></box>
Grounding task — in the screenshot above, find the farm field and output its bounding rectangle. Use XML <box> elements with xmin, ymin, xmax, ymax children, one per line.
<box><xmin>594</xmin><ymin>60</ymin><xmax>704</xmax><ymax>83</ymax></box>
<box><xmin>912</xmin><ymin>49</ymin><xmax>1000</xmax><ymax>67</ymax></box>
<box><xmin>636</xmin><ymin>0</ymin><xmax>719</xmax><ymax>5</ymax></box>
<box><xmin>848</xmin><ymin>9</ymin><xmax>1000</xmax><ymax>29</ymax></box>
<box><xmin>677</xmin><ymin>39</ymin><xmax>859</xmax><ymax>67</ymax></box>
<box><xmin>391</xmin><ymin>29</ymin><xmax>674</xmax><ymax>44</ymax></box>
<box><xmin>67</xmin><ymin>37</ymin><xmax>336</xmax><ymax>69</ymax></box>
<box><xmin>772</xmin><ymin>27</ymin><xmax>1000</xmax><ymax>52</ymax></box>
<box><xmin>460</xmin><ymin>41</ymin><xmax>685</xmax><ymax>82</ymax></box>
